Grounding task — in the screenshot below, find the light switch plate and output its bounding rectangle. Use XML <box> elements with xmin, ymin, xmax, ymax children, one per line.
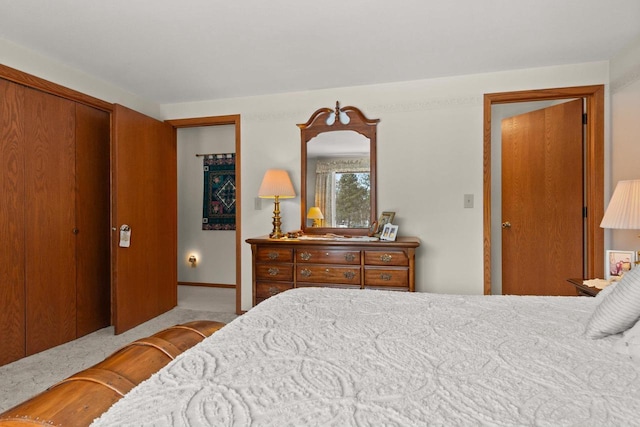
<box><xmin>464</xmin><ymin>194</ymin><xmax>474</xmax><ymax>208</ymax></box>
<box><xmin>254</xmin><ymin>197</ymin><xmax>262</xmax><ymax>210</ymax></box>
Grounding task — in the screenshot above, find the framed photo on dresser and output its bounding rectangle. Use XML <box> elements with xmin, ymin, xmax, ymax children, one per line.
<box><xmin>380</xmin><ymin>223</ymin><xmax>398</xmax><ymax>241</ymax></box>
<box><xmin>375</xmin><ymin>211</ymin><xmax>395</xmax><ymax>237</ymax></box>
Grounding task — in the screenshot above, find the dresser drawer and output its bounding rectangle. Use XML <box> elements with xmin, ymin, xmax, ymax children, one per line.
<box><xmin>297</xmin><ymin>283</ymin><xmax>361</xmax><ymax>290</ymax></box>
<box><xmin>296</xmin><ymin>249</ymin><xmax>360</xmax><ymax>265</ymax></box>
<box><xmin>364</xmin><ymin>250</ymin><xmax>409</xmax><ymax>266</ymax></box>
<box><xmin>296</xmin><ymin>265</ymin><xmax>361</xmax><ymax>284</ymax></box>
<box><xmin>255</xmin><ymin>264</ymin><xmax>293</xmax><ymax>281</ymax></box>
<box><xmin>247</xmin><ymin>235</ymin><xmax>419</xmax><ymax>307</ymax></box>
<box><xmin>255</xmin><ymin>282</ymin><xmax>293</xmax><ymax>300</ymax></box>
<box><xmin>364</xmin><ymin>267</ymin><xmax>409</xmax><ymax>287</ymax></box>
<box><xmin>256</xmin><ymin>247</ymin><xmax>293</xmax><ymax>262</ymax></box>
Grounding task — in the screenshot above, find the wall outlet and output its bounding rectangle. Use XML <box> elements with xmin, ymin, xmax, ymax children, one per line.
<box><xmin>464</xmin><ymin>194</ymin><xmax>474</xmax><ymax>208</ymax></box>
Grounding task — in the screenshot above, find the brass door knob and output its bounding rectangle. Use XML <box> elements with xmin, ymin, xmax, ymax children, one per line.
<box><xmin>501</xmin><ymin>222</ymin><xmax>511</xmax><ymax>229</ymax></box>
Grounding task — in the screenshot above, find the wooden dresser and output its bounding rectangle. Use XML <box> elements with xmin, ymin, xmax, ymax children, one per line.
<box><xmin>246</xmin><ymin>236</ymin><xmax>420</xmax><ymax>306</ymax></box>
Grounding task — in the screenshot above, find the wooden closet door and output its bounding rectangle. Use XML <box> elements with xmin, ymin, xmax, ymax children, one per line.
<box><xmin>75</xmin><ymin>104</ymin><xmax>111</xmax><ymax>337</ymax></box>
<box><xmin>0</xmin><ymin>79</ymin><xmax>26</xmax><ymax>365</ymax></box>
<box><xmin>24</xmin><ymin>87</ymin><xmax>77</xmax><ymax>355</ymax></box>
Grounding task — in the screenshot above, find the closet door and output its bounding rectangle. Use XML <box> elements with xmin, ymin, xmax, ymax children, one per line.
<box><xmin>0</xmin><ymin>79</ymin><xmax>26</xmax><ymax>365</ymax></box>
<box><xmin>24</xmin><ymin>87</ymin><xmax>77</xmax><ymax>355</ymax></box>
<box><xmin>75</xmin><ymin>104</ymin><xmax>111</xmax><ymax>337</ymax></box>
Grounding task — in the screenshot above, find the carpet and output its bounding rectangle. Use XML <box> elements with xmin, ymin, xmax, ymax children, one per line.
<box><xmin>0</xmin><ymin>308</ymin><xmax>238</xmax><ymax>412</ymax></box>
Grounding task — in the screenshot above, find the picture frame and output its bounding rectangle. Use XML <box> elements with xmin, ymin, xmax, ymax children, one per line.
<box><xmin>375</xmin><ymin>211</ymin><xmax>395</xmax><ymax>237</ymax></box>
<box><xmin>367</xmin><ymin>220</ymin><xmax>378</xmax><ymax>237</ymax></box>
<box><xmin>605</xmin><ymin>250</ymin><xmax>636</xmax><ymax>280</ymax></box>
<box><xmin>380</xmin><ymin>223</ymin><xmax>398</xmax><ymax>241</ymax></box>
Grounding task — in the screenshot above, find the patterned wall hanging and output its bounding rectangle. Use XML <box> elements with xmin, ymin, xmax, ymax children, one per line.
<box><xmin>202</xmin><ymin>153</ymin><xmax>236</xmax><ymax>230</ymax></box>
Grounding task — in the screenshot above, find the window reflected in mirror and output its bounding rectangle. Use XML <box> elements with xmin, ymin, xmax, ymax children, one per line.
<box><xmin>310</xmin><ymin>159</ymin><xmax>370</xmax><ymax>228</ymax></box>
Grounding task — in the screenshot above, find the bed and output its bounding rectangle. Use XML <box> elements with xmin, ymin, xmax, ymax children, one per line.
<box><xmin>89</xmin><ymin>272</ymin><xmax>640</xmax><ymax>426</ymax></box>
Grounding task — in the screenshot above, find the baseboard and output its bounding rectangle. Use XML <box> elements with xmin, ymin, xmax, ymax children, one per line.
<box><xmin>178</xmin><ymin>282</ymin><xmax>236</xmax><ymax>289</ymax></box>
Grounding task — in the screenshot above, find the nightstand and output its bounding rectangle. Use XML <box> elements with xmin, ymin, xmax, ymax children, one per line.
<box><xmin>567</xmin><ymin>278</ymin><xmax>601</xmax><ymax>297</ymax></box>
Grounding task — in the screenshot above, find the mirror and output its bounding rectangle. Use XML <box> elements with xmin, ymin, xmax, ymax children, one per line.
<box><xmin>299</xmin><ymin>102</ymin><xmax>379</xmax><ymax>235</ymax></box>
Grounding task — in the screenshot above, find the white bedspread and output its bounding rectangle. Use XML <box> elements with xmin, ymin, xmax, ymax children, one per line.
<box><xmin>92</xmin><ymin>288</ymin><xmax>640</xmax><ymax>426</ymax></box>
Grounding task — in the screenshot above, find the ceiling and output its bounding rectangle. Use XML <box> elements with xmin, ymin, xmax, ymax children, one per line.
<box><xmin>1</xmin><ymin>0</ymin><xmax>639</xmax><ymax>105</ymax></box>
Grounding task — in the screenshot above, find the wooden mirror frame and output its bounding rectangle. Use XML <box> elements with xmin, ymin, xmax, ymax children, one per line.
<box><xmin>298</xmin><ymin>102</ymin><xmax>379</xmax><ymax>235</ymax></box>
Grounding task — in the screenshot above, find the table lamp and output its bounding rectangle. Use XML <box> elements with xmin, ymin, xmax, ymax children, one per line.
<box><xmin>258</xmin><ymin>169</ymin><xmax>295</xmax><ymax>239</ymax></box>
<box><xmin>600</xmin><ymin>179</ymin><xmax>640</xmax><ymax>265</ymax></box>
<box><xmin>307</xmin><ymin>206</ymin><xmax>324</xmax><ymax>227</ymax></box>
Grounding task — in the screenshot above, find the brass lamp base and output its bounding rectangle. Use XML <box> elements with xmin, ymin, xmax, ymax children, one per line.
<box><xmin>269</xmin><ymin>196</ymin><xmax>285</xmax><ymax>239</ymax></box>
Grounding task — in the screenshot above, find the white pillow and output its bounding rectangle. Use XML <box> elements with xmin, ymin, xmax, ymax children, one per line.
<box><xmin>585</xmin><ymin>266</ymin><xmax>640</xmax><ymax>339</ymax></box>
<box><xmin>594</xmin><ymin>282</ymin><xmax>617</xmax><ymax>302</ymax></box>
<box><xmin>614</xmin><ymin>318</ymin><xmax>640</xmax><ymax>362</ymax></box>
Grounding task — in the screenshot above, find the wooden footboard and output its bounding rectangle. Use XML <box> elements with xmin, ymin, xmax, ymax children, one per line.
<box><xmin>0</xmin><ymin>320</ymin><xmax>225</xmax><ymax>427</ymax></box>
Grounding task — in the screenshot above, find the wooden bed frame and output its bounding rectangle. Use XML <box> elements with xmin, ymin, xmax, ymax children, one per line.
<box><xmin>0</xmin><ymin>320</ymin><xmax>225</xmax><ymax>426</ymax></box>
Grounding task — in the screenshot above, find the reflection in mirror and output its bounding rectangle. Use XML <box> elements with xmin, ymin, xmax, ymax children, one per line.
<box><xmin>299</xmin><ymin>102</ymin><xmax>379</xmax><ymax>235</ymax></box>
<box><xmin>307</xmin><ymin>132</ymin><xmax>370</xmax><ymax>228</ymax></box>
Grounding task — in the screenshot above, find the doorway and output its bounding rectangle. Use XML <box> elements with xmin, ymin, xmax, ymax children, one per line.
<box><xmin>483</xmin><ymin>86</ymin><xmax>605</xmax><ymax>295</ymax></box>
<box><xmin>501</xmin><ymin>99</ymin><xmax>584</xmax><ymax>295</ymax></box>
<box><xmin>166</xmin><ymin>115</ymin><xmax>242</xmax><ymax>314</ymax></box>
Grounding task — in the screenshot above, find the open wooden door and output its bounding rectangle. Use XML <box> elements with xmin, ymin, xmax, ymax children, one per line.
<box><xmin>501</xmin><ymin>99</ymin><xmax>584</xmax><ymax>295</ymax></box>
<box><xmin>112</xmin><ymin>104</ymin><xmax>177</xmax><ymax>334</ymax></box>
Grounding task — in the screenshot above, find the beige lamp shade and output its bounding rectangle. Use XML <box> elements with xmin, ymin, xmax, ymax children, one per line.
<box><xmin>600</xmin><ymin>179</ymin><xmax>640</xmax><ymax>229</ymax></box>
<box><xmin>258</xmin><ymin>169</ymin><xmax>295</xmax><ymax>199</ymax></box>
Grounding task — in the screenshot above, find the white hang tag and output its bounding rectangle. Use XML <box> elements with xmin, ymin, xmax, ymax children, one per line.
<box><xmin>119</xmin><ymin>225</ymin><xmax>131</xmax><ymax>247</ymax></box>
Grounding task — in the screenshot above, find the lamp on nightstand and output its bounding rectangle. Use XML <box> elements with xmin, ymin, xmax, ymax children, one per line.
<box><xmin>600</xmin><ymin>179</ymin><xmax>640</xmax><ymax>265</ymax></box>
<box><xmin>258</xmin><ymin>169</ymin><xmax>296</xmax><ymax>239</ymax></box>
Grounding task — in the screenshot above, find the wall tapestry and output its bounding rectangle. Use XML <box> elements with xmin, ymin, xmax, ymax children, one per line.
<box><xmin>202</xmin><ymin>153</ymin><xmax>236</xmax><ymax>230</ymax></box>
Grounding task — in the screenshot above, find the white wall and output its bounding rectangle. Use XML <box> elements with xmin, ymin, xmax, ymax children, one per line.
<box><xmin>161</xmin><ymin>61</ymin><xmax>610</xmax><ymax>310</ymax></box>
<box><xmin>0</xmin><ymin>38</ymin><xmax>161</xmax><ymax>118</ymax></box>
<box><xmin>177</xmin><ymin>126</ymin><xmax>236</xmax><ymax>285</ymax></box>
<box><xmin>1</xmin><ymin>40</ymin><xmax>613</xmax><ymax>311</ymax></box>
<box><xmin>610</xmin><ymin>35</ymin><xmax>640</xmax><ymax>253</ymax></box>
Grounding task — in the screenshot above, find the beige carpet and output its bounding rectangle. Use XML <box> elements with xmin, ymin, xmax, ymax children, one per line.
<box><xmin>0</xmin><ymin>286</ymin><xmax>238</xmax><ymax>413</ymax></box>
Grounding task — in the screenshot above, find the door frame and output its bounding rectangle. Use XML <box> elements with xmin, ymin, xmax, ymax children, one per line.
<box><xmin>166</xmin><ymin>115</ymin><xmax>242</xmax><ymax>314</ymax></box>
<box><xmin>483</xmin><ymin>85</ymin><xmax>605</xmax><ymax>295</ymax></box>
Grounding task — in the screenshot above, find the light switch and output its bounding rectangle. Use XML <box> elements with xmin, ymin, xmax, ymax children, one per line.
<box><xmin>464</xmin><ymin>194</ymin><xmax>474</xmax><ymax>208</ymax></box>
<box><xmin>255</xmin><ymin>197</ymin><xmax>262</xmax><ymax>210</ymax></box>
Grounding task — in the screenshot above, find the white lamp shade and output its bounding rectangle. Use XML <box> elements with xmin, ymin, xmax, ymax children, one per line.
<box><xmin>600</xmin><ymin>179</ymin><xmax>640</xmax><ymax>229</ymax></box>
<box><xmin>258</xmin><ymin>169</ymin><xmax>295</xmax><ymax>199</ymax></box>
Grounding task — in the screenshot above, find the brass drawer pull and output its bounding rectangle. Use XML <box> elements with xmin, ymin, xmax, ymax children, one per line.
<box><xmin>267</xmin><ymin>251</ymin><xmax>279</xmax><ymax>260</ymax></box>
<box><xmin>344</xmin><ymin>271</ymin><xmax>355</xmax><ymax>280</ymax></box>
<box><xmin>381</xmin><ymin>254</ymin><xmax>393</xmax><ymax>263</ymax></box>
<box><xmin>380</xmin><ymin>273</ymin><xmax>392</xmax><ymax>281</ymax></box>
<box><xmin>268</xmin><ymin>267</ymin><xmax>279</xmax><ymax>276</ymax></box>
<box><xmin>301</xmin><ymin>268</ymin><xmax>312</xmax><ymax>277</ymax></box>
<box><xmin>344</xmin><ymin>253</ymin><xmax>355</xmax><ymax>262</ymax></box>
<box><xmin>300</xmin><ymin>251</ymin><xmax>312</xmax><ymax>261</ymax></box>
<box><xmin>268</xmin><ymin>287</ymin><xmax>280</xmax><ymax>296</ymax></box>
